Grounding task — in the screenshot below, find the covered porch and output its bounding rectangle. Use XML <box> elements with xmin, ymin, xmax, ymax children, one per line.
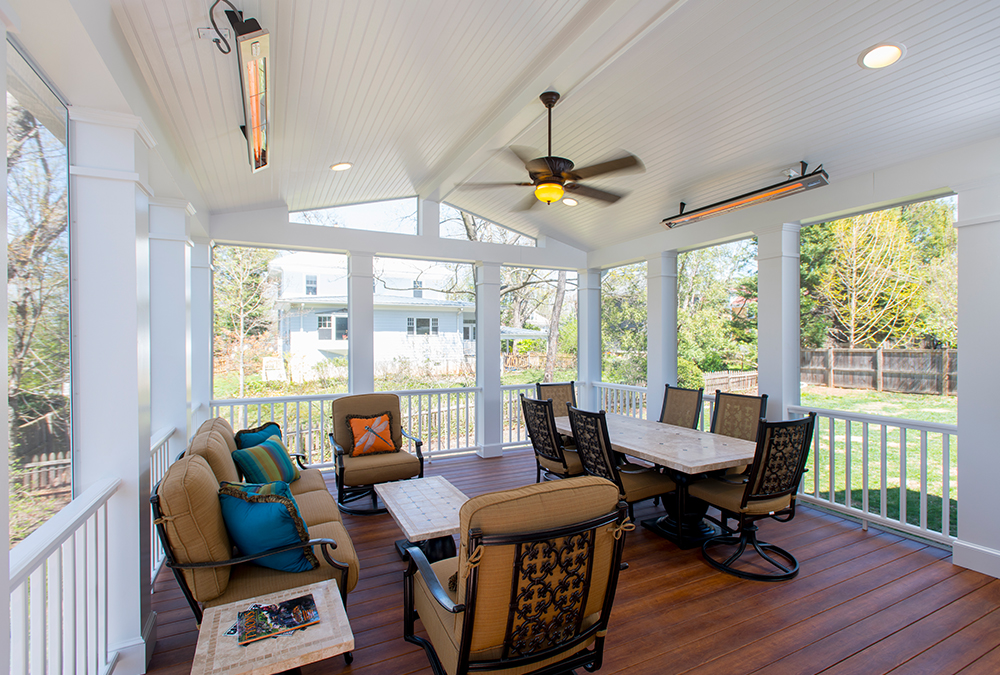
<box><xmin>5</xmin><ymin>1</ymin><xmax>1000</xmax><ymax>674</ymax></box>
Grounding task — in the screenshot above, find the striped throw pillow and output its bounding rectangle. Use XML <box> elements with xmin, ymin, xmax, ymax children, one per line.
<box><xmin>232</xmin><ymin>435</ymin><xmax>300</xmax><ymax>484</ymax></box>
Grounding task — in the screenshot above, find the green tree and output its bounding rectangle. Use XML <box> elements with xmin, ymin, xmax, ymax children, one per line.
<box><xmin>601</xmin><ymin>263</ymin><xmax>647</xmax><ymax>385</ymax></box>
<box><xmin>213</xmin><ymin>246</ymin><xmax>279</xmax><ymax>397</ymax></box>
<box><xmin>800</xmin><ymin>221</ymin><xmax>835</xmax><ymax>347</ymax></box>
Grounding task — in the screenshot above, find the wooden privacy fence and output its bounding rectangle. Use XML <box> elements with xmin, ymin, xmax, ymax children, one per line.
<box><xmin>702</xmin><ymin>370</ymin><xmax>758</xmax><ymax>393</ymax></box>
<box><xmin>801</xmin><ymin>347</ymin><xmax>958</xmax><ymax>395</ymax></box>
<box><xmin>15</xmin><ymin>451</ymin><xmax>72</xmax><ymax>497</ymax></box>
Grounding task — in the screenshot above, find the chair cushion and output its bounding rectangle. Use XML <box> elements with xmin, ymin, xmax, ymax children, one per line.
<box><xmin>618</xmin><ymin>467</ymin><xmax>676</xmax><ymax>503</ymax></box>
<box><xmin>689</xmin><ymin>476</ymin><xmax>791</xmax><ymax>515</ymax></box>
<box><xmin>537</xmin><ymin>449</ymin><xmax>584</xmax><ymax>476</ymax></box>
<box><xmin>187</xmin><ymin>427</ymin><xmax>241</xmax><ymax>483</ymax></box>
<box><xmin>155</xmin><ymin>455</ymin><xmax>231</xmax><ymax>602</ymax></box>
<box><xmin>219</xmin><ymin>482</ymin><xmax>318</xmax><ymax>573</ymax></box>
<box><xmin>232</xmin><ymin>435</ymin><xmax>300</xmax><ymax>484</ymax></box>
<box><xmin>341</xmin><ymin>449</ymin><xmax>421</xmax><ymax>486</ymax></box>
<box><xmin>234</xmin><ymin>422</ymin><xmax>282</xmax><ymax>450</ymax></box>
<box><xmin>330</xmin><ymin>393</ymin><xmax>404</xmax><ymax>455</ymax></box>
<box><xmin>347</xmin><ymin>412</ymin><xmax>396</xmax><ymax>456</ymax></box>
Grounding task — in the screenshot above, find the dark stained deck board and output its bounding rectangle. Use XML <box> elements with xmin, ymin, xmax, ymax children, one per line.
<box><xmin>146</xmin><ymin>447</ymin><xmax>999</xmax><ymax>675</ymax></box>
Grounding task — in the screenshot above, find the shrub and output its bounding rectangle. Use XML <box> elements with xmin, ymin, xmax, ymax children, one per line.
<box><xmin>677</xmin><ymin>358</ymin><xmax>704</xmax><ymax>390</ymax></box>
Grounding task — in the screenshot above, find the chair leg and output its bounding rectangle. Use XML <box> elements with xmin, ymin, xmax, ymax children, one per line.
<box><xmin>701</xmin><ymin>521</ymin><xmax>799</xmax><ymax>581</ymax></box>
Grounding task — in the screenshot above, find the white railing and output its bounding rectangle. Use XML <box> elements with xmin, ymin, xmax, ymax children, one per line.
<box><xmin>10</xmin><ymin>477</ymin><xmax>122</xmax><ymax>675</ymax></box>
<box><xmin>594</xmin><ymin>382</ymin><xmax>649</xmax><ymax>418</ymax></box>
<box><xmin>501</xmin><ymin>384</ymin><xmax>535</xmax><ymax>447</ymax></box>
<box><xmin>213</xmin><ymin>387</ymin><xmax>482</xmax><ymax>461</ymax></box>
<box><xmin>788</xmin><ymin>405</ymin><xmax>958</xmax><ymax>546</ymax></box>
<box><xmin>149</xmin><ymin>426</ymin><xmax>175</xmax><ymax>584</ymax></box>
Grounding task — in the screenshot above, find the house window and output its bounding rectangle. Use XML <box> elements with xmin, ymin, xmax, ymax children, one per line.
<box><xmin>335</xmin><ymin>316</ymin><xmax>348</xmax><ymax>340</ymax></box>
<box><xmin>413</xmin><ymin>280</ymin><xmax>423</xmax><ymax>298</ymax></box>
<box><xmin>318</xmin><ymin>315</ymin><xmax>332</xmax><ymax>340</ymax></box>
<box><xmin>408</xmin><ymin>317</ymin><xmax>438</xmax><ymax>336</ymax></box>
<box><xmin>464</xmin><ymin>319</ymin><xmax>476</xmax><ymax>341</ymax></box>
<box><xmin>306</xmin><ymin>274</ymin><xmax>317</xmax><ymax>295</ymax></box>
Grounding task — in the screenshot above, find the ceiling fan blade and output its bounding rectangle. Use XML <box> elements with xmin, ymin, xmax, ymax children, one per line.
<box><xmin>459</xmin><ymin>182</ymin><xmax>534</xmax><ymax>189</ymax></box>
<box><xmin>513</xmin><ymin>192</ymin><xmax>542</xmax><ymax>212</ymax></box>
<box><xmin>566</xmin><ymin>154</ymin><xmax>642</xmax><ymax>180</ymax></box>
<box><xmin>564</xmin><ymin>182</ymin><xmax>623</xmax><ymax>204</ymax></box>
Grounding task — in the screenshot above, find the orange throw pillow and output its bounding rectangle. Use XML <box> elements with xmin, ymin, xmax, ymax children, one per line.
<box><xmin>348</xmin><ymin>413</ymin><xmax>396</xmax><ymax>456</ymax></box>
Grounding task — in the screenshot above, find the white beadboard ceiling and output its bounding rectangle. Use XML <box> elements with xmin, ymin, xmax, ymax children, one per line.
<box><xmin>113</xmin><ymin>0</ymin><xmax>1000</xmax><ymax>251</ymax></box>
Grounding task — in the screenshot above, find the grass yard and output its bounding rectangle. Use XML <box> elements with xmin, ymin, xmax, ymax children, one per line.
<box><xmin>798</xmin><ymin>385</ymin><xmax>958</xmax><ymax>537</ymax></box>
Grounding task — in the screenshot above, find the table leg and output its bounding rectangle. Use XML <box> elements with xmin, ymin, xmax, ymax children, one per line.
<box><xmin>396</xmin><ymin>536</ymin><xmax>457</xmax><ymax>563</ymax></box>
<box><xmin>640</xmin><ymin>474</ymin><xmax>717</xmax><ymax>549</ymax></box>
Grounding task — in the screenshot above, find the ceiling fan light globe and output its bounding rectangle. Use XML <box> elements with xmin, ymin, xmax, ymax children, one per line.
<box><xmin>535</xmin><ymin>182</ymin><xmax>564</xmax><ymax>204</ymax></box>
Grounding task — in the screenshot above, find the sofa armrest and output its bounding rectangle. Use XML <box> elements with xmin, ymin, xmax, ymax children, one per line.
<box><xmin>404</xmin><ymin>545</ymin><xmax>464</xmax><ymax>614</ymax></box>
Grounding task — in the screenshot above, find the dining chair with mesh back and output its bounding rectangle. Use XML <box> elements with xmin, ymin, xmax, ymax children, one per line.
<box><xmin>710</xmin><ymin>390</ymin><xmax>768</xmax><ymax>441</ymax></box>
<box><xmin>659</xmin><ymin>384</ymin><xmax>705</xmax><ymax>429</ymax></box>
<box><xmin>689</xmin><ymin>413</ymin><xmax>816</xmax><ymax>581</ymax></box>
<box><xmin>566</xmin><ymin>405</ymin><xmax>677</xmax><ymax>521</ymax></box>
<box><xmin>536</xmin><ymin>380</ymin><xmax>578</xmax><ymax>449</ymax></box>
<box><xmin>520</xmin><ymin>394</ymin><xmax>585</xmax><ymax>482</ymax></box>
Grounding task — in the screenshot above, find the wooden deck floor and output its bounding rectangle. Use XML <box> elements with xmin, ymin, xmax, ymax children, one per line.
<box><xmin>147</xmin><ymin>447</ymin><xmax>1000</xmax><ymax>675</ymax></box>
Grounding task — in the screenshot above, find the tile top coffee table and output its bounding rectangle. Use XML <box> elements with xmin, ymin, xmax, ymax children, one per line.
<box><xmin>190</xmin><ymin>579</ymin><xmax>353</xmax><ymax>675</ymax></box>
<box><xmin>376</xmin><ymin>475</ymin><xmax>468</xmax><ymax>562</ymax></box>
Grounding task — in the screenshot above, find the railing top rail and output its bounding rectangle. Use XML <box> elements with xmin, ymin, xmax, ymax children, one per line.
<box><xmin>500</xmin><ymin>383</ymin><xmax>536</xmax><ymax>390</ymax></box>
<box><xmin>595</xmin><ymin>382</ymin><xmax>647</xmax><ymax>392</ymax></box>
<box><xmin>787</xmin><ymin>404</ymin><xmax>958</xmax><ymax>434</ymax></box>
<box><xmin>150</xmin><ymin>426</ymin><xmax>176</xmax><ymax>451</ymax></box>
<box><xmin>10</xmin><ymin>476</ymin><xmax>122</xmax><ymax>588</ymax></box>
<box><xmin>211</xmin><ymin>387</ymin><xmax>483</xmax><ymax>408</ymax></box>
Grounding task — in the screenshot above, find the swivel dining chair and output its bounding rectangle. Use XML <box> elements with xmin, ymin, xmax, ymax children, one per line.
<box><xmin>689</xmin><ymin>413</ymin><xmax>816</xmax><ymax>581</ymax></box>
<box><xmin>711</xmin><ymin>390</ymin><xmax>768</xmax><ymax>476</ymax></box>
<box><xmin>536</xmin><ymin>380</ymin><xmax>577</xmax><ymax>448</ymax></box>
<box><xmin>659</xmin><ymin>384</ymin><xmax>704</xmax><ymax>429</ymax></box>
<box><xmin>520</xmin><ymin>394</ymin><xmax>585</xmax><ymax>482</ymax></box>
<box><xmin>566</xmin><ymin>405</ymin><xmax>677</xmax><ymax>521</ymax></box>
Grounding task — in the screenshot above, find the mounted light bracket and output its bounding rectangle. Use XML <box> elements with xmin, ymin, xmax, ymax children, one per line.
<box><xmin>662</xmin><ymin>163</ymin><xmax>828</xmax><ymax>229</ymax></box>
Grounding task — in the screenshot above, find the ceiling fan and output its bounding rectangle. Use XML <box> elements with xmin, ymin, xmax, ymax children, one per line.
<box><xmin>463</xmin><ymin>91</ymin><xmax>642</xmax><ymax>209</ymax></box>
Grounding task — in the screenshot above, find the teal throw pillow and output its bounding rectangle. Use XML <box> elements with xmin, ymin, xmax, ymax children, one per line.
<box><xmin>232</xmin><ymin>435</ymin><xmax>300</xmax><ymax>484</ymax></box>
<box><xmin>218</xmin><ymin>481</ymin><xmax>317</xmax><ymax>573</ymax></box>
<box><xmin>234</xmin><ymin>422</ymin><xmax>282</xmax><ymax>449</ymax></box>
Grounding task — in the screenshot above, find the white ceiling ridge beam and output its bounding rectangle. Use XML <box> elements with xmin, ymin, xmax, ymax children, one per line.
<box><xmin>209</xmin><ymin>206</ymin><xmax>588</xmax><ymax>269</ymax></box>
<box><xmin>416</xmin><ymin>0</ymin><xmax>689</xmax><ymax>205</ymax></box>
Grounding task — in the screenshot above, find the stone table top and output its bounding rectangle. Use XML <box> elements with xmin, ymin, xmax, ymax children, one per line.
<box><xmin>376</xmin><ymin>475</ymin><xmax>468</xmax><ymax>541</ymax></box>
<box><xmin>191</xmin><ymin>579</ymin><xmax>353</xmax><ymax>675</ymax></box>
<box><xmin>554</xmin><ymin>413</ymin><xmax>757</xmax><ymax>474</ymax></box>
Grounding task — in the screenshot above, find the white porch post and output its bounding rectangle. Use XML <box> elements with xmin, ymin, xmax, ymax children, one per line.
<box><xmin>577</xmin><ymin>269</ymin><xmax>602</xmax><ymax>410</ymax></box>
<box><xmin>348</xmin><ymin>252</ymin><xmax>375</xmax><ymax>393</ymax></box>
<box><xmin>149</xmin><ymin>200</ymin><xmax>193</xmax><ymax>458</ymax></box>
<box><xmin>475</xmin><ymin>262</ymin><xmax>503</xmax><ymax>457</ymax></box>
<box><xmin>1</xmin><ymin>4</ymin><xmax>21</xmax><ymax>668</ymax></box>
<box><xmin>69</xmin><ymin>107</ymin><xmax>156</xmax><ymax>673</ymax></box>
<box><xmin>190</xmin><ymin>241</ymin><xmax>213</xmax><ymax>428</ymax></box>
<box><xmin>952</xmin><ymin>182</ymin><xmax>1000</xmax><ymax>578</ymax></box>
<box><xmin>647</xmin><ymin>251</ymin><xmax>678</xmax><ymax>419</ymax></box>
<box><xmin>419</xmin><ymin>199</ymin><xmax>440</xmax><ymax>238</ymax></box>
<box><xmin>755</xmin><ymin>223</ymin><xmax>801</xmax><ymax>420</ymax></box>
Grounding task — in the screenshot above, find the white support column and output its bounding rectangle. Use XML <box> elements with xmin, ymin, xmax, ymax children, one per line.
<box><xmin>475</xmin><ymin>262</ymin><xmax>503</xmax><ymax>457</ymax></box>
<box><xmin>647</xmin><ymin>251</ymin><xmax>678</xmax><ymax>418</ymax></box>
<box><xmin>149</xmin><ymin>199</ymin><xmax>193</xmax><ymax>457</ymax></box>
<box><xmin>577</xmin><ymin>269</ymin><xmax>602</xmax><ymax>410</ymax></box>
<box><xmin>755</xmin><ymin>223</ymin><xmax>801</xmax><ymax>420</ymax></box>
<box><xmin>419</xmin><ymin>199</ymin><xmax>440</xmax><ymax>238</ymax></box>
<box><xmin>348</xmin><ymin>252</ymin><xmax>375</xmax><ymax>393</ymax></box>
<box><xmin>69</xmin><ymin>106</ymin><xmax>156</xmax><ymax>674</ymax></box>
<box><xmin>190</xmin><ymin>241</ymin><xmax>213</xmax><ymax>429</ymax></box>
<box><xmin>952</xmin><ymin>182</ymin><xmax>1000</xmax><ymax>578</ymax></box>
<box><xmin>1</xmin><ymin>5</ymin><xmax>21</xmax><ymax>669</ymax></box>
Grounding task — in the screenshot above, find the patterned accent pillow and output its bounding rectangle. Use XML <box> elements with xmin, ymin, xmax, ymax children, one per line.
<box><xmin>232</xmin><ymin>435</ymin><xmax>300</xmax><ymax>483</ymax></box>
<box><xmin>218</xmin><ymin>481</ymin><xmax>318</xmax><ymax>573</ymax></box>
<box><xmin>234</xmin><ymin>422</ymin><xmax>282</xmax><ymax>450</ymax></box>
<box><xmin>347</xmin><ymin>412</ymin><xmax>396</xmax><ymax>457</ymax></box>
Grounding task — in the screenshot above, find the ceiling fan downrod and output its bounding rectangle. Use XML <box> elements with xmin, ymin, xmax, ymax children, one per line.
<box><xmin>540</xmin><ymin>91</ymin><xmax>560</xmax><ymax>158</ymax></box>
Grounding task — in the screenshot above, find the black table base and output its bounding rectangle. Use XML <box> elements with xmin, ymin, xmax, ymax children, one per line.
<box><xmin>641</xmin><ymin>490</ymin><xmax>718</xmax><ymax>549</ymax></box>
<box><xmin>395</xmin><ymin>536</ymin><xmax>457</xmax><ymax>563</ymax></box>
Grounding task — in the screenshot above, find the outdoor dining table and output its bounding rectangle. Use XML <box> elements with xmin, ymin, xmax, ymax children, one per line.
<box><xmin>553</xmin><ymin>412</ymin><xmax>758</xmax><ymax>549</ymax></box>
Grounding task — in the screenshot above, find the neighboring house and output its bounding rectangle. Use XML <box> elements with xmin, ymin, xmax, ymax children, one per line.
<box><xmin>271</xmin><ymin>252</ymin><xmax>547</xmax><ymax>381</ymax></box>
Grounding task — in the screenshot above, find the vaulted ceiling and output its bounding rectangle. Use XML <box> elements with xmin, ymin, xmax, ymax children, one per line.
<box><xmin>113</xmin><ymin>0</ymin><xmax>1000</xmax><ymax>251</ymax></box>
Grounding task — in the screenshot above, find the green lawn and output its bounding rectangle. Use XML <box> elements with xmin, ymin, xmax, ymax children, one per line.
<box><xmin>798</xmin><ymin>385</ymin><xmax>958</xmax><ymax>537</ymax></box>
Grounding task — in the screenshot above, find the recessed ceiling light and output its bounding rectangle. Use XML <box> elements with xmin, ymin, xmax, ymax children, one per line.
<box><xmin>858</xmin><ymin>43</ymin><xmax>905</xmax><ymax>69</ymax></box>
<box><xmin>330</xmin><ymin>162</ymin><xmax>353</xmax><ymax>171</ymax></box>
<box><xmin>562</xmin><ymin>198</ymin><xmax>579</xmax><ymax>207</ymax></box>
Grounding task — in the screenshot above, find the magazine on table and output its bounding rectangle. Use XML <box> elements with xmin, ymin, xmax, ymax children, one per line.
<box><xmin>232</xmin><ymin>594</ymin><xmax>320</xmax><ymax>645</ymax></box>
